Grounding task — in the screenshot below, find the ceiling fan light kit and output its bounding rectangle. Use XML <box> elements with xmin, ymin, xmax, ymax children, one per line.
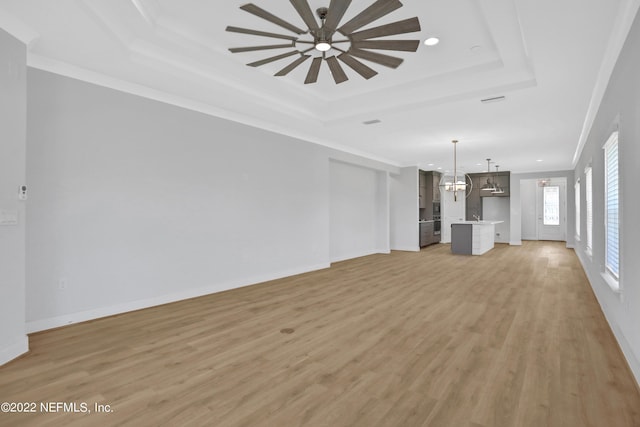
<box><xmin>227</xmin><ymin>0</ymin><xmax>422</xmax><ymax>84</ymax></box>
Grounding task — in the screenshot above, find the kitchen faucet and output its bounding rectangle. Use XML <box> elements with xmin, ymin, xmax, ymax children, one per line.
<box><xmin>473</xmin><ymin>214</ymin><xmax>480</xmax><ymax>221</ymax></box>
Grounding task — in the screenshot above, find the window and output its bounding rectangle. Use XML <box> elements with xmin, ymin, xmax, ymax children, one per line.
<box><xmin>585</xmin><ymin>166</ymin><xmax>593</xmax><ymax>253</ymax></box>
<box><xmin>543</xmin><ymin>186</ymin><xmax>560</xmax><ymax>225</ymax></box>
<box><xmin>604</xmin><ymin>131</ymin><xmax>619</xmax><ymax>282</ymax></box>
<box><xmin>575</xmin><ymin>179</ymin><xmax>580</xmax><ymax>239</ymax></box>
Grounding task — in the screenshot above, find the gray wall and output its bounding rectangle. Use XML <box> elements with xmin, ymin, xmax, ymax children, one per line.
<box><xmin>573</xmin><ymin>10</ymin><xmax>640</xmax><ymax>385</ymax></box>
<box><xmin>0</xmin><ymin>29</ymin><xmax>28</xmax><ymax>365</ymax></box>
<box><xmin>25</xmin><ymin>69</ymin><xmax>394</xmax><ymax>332</ymax></box>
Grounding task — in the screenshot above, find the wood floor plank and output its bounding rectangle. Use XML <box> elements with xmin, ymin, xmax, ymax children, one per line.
<box><xmin>1</xmin><ymin>241</ymin><xmax>639</xmax><ymax>426</ymax></box>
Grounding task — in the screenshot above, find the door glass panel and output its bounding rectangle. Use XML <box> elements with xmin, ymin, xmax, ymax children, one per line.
<box><xmin>543</xmin><ymin>186</ymin><xmax>560</xmax><ymax>225</ymax></box>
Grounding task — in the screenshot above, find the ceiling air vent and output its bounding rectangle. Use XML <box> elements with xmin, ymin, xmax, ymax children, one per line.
<box><xmin>480</xmin><ymin>96</ymin><xmax>506</xmax><ymax>104</ymax></box>
<box><xmin>363</xmin><ymin>119</ymin><xmax>382</xmax><ymax>125</ymax></box>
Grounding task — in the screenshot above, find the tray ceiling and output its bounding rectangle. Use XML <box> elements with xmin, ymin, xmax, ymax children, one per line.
<box><xmin>0</xmin><ymin>0</ymin><xmax>635</xmax><ymax>173</ymax></box>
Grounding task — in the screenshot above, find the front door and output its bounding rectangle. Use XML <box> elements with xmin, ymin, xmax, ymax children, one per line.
<box><xmin>537</xmin><ymin>180</ymin><xmax>566</xmax><ymax>241</ymax></box>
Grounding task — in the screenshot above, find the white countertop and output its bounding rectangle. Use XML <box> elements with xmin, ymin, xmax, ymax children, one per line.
<box><xmin>451</xmin><ymin>220</ymin><xmax>504</xmax><ymax>225</ymax></box>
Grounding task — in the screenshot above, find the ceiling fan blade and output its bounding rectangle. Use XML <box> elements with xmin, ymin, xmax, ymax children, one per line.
<box><xmin>275</xmin><ymin>55</ymin><xmax>311</xmax><ymax>76</ymax></box>
<box><xmin>348</xmin><ymin>48</ymin><xmax>404</xmax><ymax>68</ymax></box>
<box><xmin>351</xmin><ymin>17</ymin><xmax>421</xmax><ymax>41</ymax></box>
<box><xmin>350</xmin><ymin>17</ymin><xmax>421</xmax><ymax>42</ymax></box>
<box><xmin>229</xmin><ymin>43</ymin><xmax>294</xmax><ymax>53</ymax></box>
<box><xmin>289</xmin><ymin>0</ymin><xmax>319</xmax><ymax>31</ymax></box>
<box><xmin>247</xmin><ymin>51</ymin><xmax>300</xmax><ymax>67</ymax></box>
<box><xmin>352</xmin><ymin>39</ymin><xmax>420</xmax><ymax>52</ymax></box>
<box><xmin>323</xmin><ymin>0</ymin><xmax>352</xmax><ymax>34</ymax></box>
<box><xmin>337</xmin><ymin>53</ymin><xmax>378</xmax><ymax>79</ymax></box>
<box><xmin>305</xmin><ymin>57</ymin><xmax>323</xmax><ymax>84</ymax></box>
<box><xmin>338</xmin><ymin>0</ymin><xmax>402</xmax><ymax>35</ymax></box>
<box><xmin>325</xmin><ymin>56</ymin><xmax>349</xmax><ymax>84</ymax></box>
<box><xmin>240</xmin><ymin>4</ymin><xmax>306</xmax><ymax>34</ymax></box>
<box><xmin>226</xmin><ymin>26</ymin><xmax>298</xmax><ymax>41</ymax></box>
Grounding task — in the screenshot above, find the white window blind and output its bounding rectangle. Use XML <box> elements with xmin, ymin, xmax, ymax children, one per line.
<box><xmin>604</xmin><ymin>132</ymin><xmax>619</xmax><ymax>279</ymax></box>
<box><xmin>585</xmin><ymin>167</ymin><xmax>593</xmax><ymax>252</ymax></box>
<box><xmin>575</xmin><ymin>180</ymin><xmax>580</xmax><ymax>238</ymax></box>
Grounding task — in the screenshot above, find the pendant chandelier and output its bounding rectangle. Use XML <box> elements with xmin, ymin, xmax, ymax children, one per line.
<box><xmin>491</xmin><ymin>165</ymin><xmax>504</xmax><ymax>194</ymax></box>
<box><xmin>440</xmin><ymin>140</ymin><xmax>472</xmax><ymax>201</ymax></box>
<box><xmin>480</xmin><ymin>158</ymin><xmax>495</xmax><ymax>191</ymax></box>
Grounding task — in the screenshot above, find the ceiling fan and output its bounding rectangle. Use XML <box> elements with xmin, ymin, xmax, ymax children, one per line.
<box><xmin>226</xmin><ymin>0</ymin><xmax>422</xmax><ymax>84</ymax></box>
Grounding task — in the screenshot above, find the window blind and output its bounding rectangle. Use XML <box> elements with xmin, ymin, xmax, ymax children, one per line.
<box><xmin>585</xmin><ymin>167</ymin><xmax>593</xmax><ymax>252</ymax></box>
<box><xmin>604</xmin><ymin>132</ymin><xmax>619</xmax><ymax>279</ymax></box>
<box><xmin>575</xmin><ymin>180</ymin><xmax>580</xmax><ymax>238</ymax></box>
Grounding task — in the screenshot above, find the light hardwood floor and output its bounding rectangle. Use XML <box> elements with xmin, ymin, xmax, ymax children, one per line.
<box><xmin>1</xmin><ymin>241</ymin><xmax>639</xmax><ymax>426</ymax></box>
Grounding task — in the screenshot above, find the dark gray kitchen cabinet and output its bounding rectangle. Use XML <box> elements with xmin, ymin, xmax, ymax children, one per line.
<box><xmin>420</xmin><ymin>222</ymin><xmax>434</xmax><ymax>247</ymax></box>
<box><xmin>432</xmin><ymin>172</ymin><xmax>441</xmax><ymax>202</ymax></box>
<box><xmin>420</xmin><ymin>221</ymin><xmax>440</xmax><ymax>247</ymax></box>
<box><xmin>419</xmin><ymin>185</ymin><xmax>427</xmax><ymax>209</ymax></box>
<box><xmin>419</xmin><ymin>171</ymin><xmax>440</xmax><ymax>218</ymax></box>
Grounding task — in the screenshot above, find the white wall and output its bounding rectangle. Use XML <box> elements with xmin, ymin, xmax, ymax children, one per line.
<box><xmin>329</xmin><ymin>160</ymin><xmax>388</xmax><ymax>262</ymax></box>
<box><xmin>0</xmin><ymin>29</ymin><xmax>28</xmax><ymax>365</ymax></box>
<box><xmin>375</xmin><ymin>171</ymin><xmax>390</xmax><ymax>254</ymax></box>
<box><xmin>482</xmin><ymin>197</ymin><xmax>510</xmax><ymax>243</ymax></box>
<box><xmin>573</xmin><ymin>9</ymin><xmax>640</xmax><ymax>387</ymax></box>
<box><xmin>24</xmin><ymin>69</ymin><xmax>396</xmax><ymax>332</ymax></box>
<box><xmin>390</xmin><ymin>167</ymin><xmax>419</xmax><ymax>251</ymax></box>
<box><xmin>520</xmin><ymin>179</ymin><xmax>538</xmax><ymax>240</ymax></box>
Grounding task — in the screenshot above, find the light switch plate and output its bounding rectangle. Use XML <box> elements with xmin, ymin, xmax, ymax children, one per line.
<box><xmin>0</xmin><ymin>210</ymin><xmax>19</xmax><ymax>226</ymax></box>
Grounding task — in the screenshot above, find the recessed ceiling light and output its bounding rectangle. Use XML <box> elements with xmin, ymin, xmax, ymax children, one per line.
<box><xmin>476</xmin><ymin>163</ymin><xmax>482</xmax><ymax>166</ymax></box>
<box><xmin>424</xmin><ymin>37</ymin><xmax>440</xmax><ymax>46</ymax></box>
<box><xmin>437</xmin><ymin>167</ymin><xmax>443</xmax><ymax>170</ymax></box>
<box><xmin>470</xmin><ymin>45</ymin><xmax>482</xmax><ymax>53</ymax></box>
<box><xmin>537</xmin><ymin>159</ymin><xmax>544</xmax><ymax>162</ymax></box>
<box><xmin>428</xmin><ymin>163</ymin><xmax>434</xmax><ymax>166</ymax></box>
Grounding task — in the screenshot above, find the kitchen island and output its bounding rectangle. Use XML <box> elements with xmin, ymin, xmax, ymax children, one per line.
<box><xmin>450</xmin><ymin>221</ymin><xmax>504</xmax><ymax>255</ymax></box>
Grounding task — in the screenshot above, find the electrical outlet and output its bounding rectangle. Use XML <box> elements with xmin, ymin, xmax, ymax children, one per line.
<box><xmin>18</xmin><ymin>185</ymin><xmax>27</xmax><ymax>200</ymax></box>
<box><xmin>58</xmin><ymin>278</ymin><xmax>67</xmax><ymax>290</ymax></box>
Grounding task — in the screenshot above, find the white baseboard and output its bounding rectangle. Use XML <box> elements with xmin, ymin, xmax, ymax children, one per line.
<box><xmin>573</xmin><ymin>247</ymin><xmax>640</xmax><ymax>390</ymax></box>
<box><xmin>609</xmin><ymin>319</ymin><xmax>640</xmax><ymax>391</ymax></box>
<box><xmin>390</xmin><ymin>246</ymin><xmax>420</xmax><ymax>252</ymax></box>
<box><xmin>26</xmin><ymin>262</ymin><xmax>330</xmax><ymax>333</ymax></box>
<box><xmin>330</xmin><ymin>250</ymin><xmax>378</xmax><ymax>264</ymax></box>
<box><xmin>0</xmin><ymin>335</ymin><xmax>29</xmax><ymax>366</ymax></box>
